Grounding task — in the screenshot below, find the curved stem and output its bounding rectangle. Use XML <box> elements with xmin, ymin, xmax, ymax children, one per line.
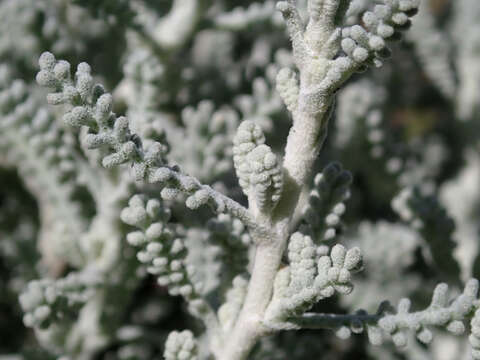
<box><xmin>218</xmin><ymin>105</ymin><xmax>332</xmax><ymax>359</ymax></box>
<box><xmin>219</xmin><ymin>227</ymin><xmax>287</xmax><ymax>360</ymax></box>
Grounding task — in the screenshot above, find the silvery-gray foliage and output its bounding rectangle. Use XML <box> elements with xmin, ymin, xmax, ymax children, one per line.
<box><xmin>2</xmin><ymin>1</ymin><xmax>480</xmax><ymax>360</ymax></box>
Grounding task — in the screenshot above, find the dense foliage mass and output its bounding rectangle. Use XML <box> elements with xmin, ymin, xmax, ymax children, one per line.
<box><xmin>1</xmin><ymin>0</ymin><xmax>480</xmax><ymax>359</ymax></box>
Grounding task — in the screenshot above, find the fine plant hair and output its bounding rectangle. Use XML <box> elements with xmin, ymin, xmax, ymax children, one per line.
<box><xmin>3</xmin><ymin>0</ymin><xmax>480</xmax><ymax>359</ymax></box>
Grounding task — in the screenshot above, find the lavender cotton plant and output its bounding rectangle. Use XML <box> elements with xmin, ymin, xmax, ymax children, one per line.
<box><xmin>2</xmin><ymin>0</ymin><xmax>480</xmax><ymax>359</ymax></box>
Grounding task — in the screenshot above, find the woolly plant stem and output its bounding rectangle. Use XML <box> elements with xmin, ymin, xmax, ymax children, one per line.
<box><xmin>219</xmin><ymin>106</ymin><xmax>332</xmax><ymax>360</ymax></box>
<box><xmin>219</xmin><ymin>238</ymin><xmax>284</xmax><ymax>359</ymax></box>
